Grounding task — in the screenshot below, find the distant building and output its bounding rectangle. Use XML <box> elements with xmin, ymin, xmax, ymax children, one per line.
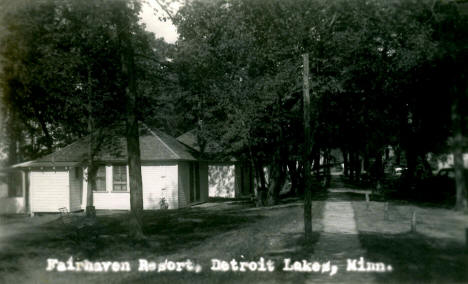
<box><xmin>177</xmin><ymin>129</ymin><xmax>254</xmax><ymax>198</ymax></box>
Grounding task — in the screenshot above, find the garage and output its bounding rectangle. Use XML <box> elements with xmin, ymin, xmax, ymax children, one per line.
<box><xmin>30</xmin><ymin>171</ymin><xmax>69</xmax><ymax>213</ymax></box>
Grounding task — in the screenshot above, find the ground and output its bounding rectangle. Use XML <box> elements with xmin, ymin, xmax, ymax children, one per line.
<box><xmin>0</xmin><ymin>177</ymin><xmax>467</xmax><ymax>284</ymax></box>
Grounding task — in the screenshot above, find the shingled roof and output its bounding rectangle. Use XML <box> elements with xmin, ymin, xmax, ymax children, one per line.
<box><xmin>13</xmin><ymin>126</ymin><xmax>197</xmax><ymax>168</ymax></box>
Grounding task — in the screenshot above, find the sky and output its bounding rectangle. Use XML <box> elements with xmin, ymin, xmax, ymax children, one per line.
<box><xmin>140</xmin><ymin>1</ymin><xmax>179</xmax><ymax>43</ymax></box>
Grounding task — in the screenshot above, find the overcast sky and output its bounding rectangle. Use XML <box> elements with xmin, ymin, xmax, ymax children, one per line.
<box><xmin>140</xmin><ymin>1</ymin><xmax>179</xmax><ymax>43</ymax></box>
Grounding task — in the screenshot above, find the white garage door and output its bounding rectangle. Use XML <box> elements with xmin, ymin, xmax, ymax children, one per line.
<box><xmin>30</xmin><ymin>171</ymin><xmax>69</xmax><ymax>212</ymax></box>
<box><xmin>142</xmin><ymin>165</ymin><xmax>178</xmax><ymax>209</ymax></box>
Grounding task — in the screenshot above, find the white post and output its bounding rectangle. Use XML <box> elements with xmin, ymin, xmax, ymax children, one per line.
<box><xmin>365</xmin><ymin>193</ymin><xmax>370</xmax><ymax>210</ymax></box>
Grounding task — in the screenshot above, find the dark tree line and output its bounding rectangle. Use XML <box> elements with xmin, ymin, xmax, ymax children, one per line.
<box><xmin>171</xmin><ymin>0</ymin><xmax>468</xmax><ymax>210</ymax></box>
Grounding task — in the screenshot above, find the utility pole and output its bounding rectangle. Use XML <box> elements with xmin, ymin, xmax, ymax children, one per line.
<box><xmin>303</xmin><ymin>53</ymin><xmax>312</xmax><ymax>241</ymax></box>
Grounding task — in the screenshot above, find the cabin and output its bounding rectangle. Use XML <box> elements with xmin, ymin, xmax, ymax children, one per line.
<box><xmin>177</xmin><ymin>130</ymin><xmax>254</xmax><ymax>199</ymax></box>
<box><xmin>2</xmin><ymin>127</ymin><xmax>208</xmax><ymax>214</ymax></box>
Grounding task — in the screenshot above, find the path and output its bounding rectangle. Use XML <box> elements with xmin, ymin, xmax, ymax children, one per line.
<box><xmin>307</xmin><ymin>184</ymin><xmax>376</xmax><ymax>283</ymax></box>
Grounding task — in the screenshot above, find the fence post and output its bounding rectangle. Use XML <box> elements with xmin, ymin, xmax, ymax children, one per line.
<box><xmin>411</xmin><ymin>211</ymin><xmax>416</xmax><ymax>232</ymax></box>
<box><xmin>384</xmin><ymin>202</ymin><xmax>389</xmax><ymax>220</ymax></box>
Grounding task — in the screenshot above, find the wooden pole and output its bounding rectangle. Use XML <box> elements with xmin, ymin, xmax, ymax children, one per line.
<box><xmin>411</xmin><ymin>210</ymin><xmax>416</xmax><ymax>232</ymax></box>
<box><xmin>303</xmin><ymin>53</ymin><xmax>312</xmax><ymax>241</ymax></box>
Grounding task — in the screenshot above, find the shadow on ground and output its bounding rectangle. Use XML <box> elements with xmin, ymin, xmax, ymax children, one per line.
<box><xmin>359</xmin><ymin>232</ymin><xmax>468</xmax><ymax>283</ymax></box>
<box><xmin>127</xmin><ymin>232</ymin><xmax>322</xmax><ymax>284</ymax></box>
<box><xmin>0</xmin><ymin>208</ymin><xmax>265</xmax><ymax>277</ymax></box>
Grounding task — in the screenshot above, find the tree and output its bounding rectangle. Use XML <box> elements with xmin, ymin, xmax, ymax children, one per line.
<box><xmin>173</xmin><ymin>0</ymin><xmax>467</xmax><ymax>208</ymax></box>
<box><xmin>0</xmin><ymin>0</ymin><xmax>168</xmax><ymax>233</ymax></box>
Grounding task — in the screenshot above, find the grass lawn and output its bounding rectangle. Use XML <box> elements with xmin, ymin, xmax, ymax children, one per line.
<box><xmin>0</xmin><ymin>200</ymin><xmax>325</xmax><ymax>284</ymax></box>
<box><xmin>352</xmin><ymin>199</ymin><xmax>468</xmax><ymax>283</ymax></box>
<box><xmin>1</xmin><ymin>194</ymin><xmax>467</xmax><ymax>284</ymax></box>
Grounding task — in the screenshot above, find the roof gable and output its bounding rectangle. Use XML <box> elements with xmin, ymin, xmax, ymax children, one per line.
<box><xmin>18</xmin><ymin>127</ymin><xmax>197</xmax><ymax>168</ymax></box>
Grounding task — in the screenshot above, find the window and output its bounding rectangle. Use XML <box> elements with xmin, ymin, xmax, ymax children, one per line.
<box><xmin>8</xmin><ymin>172</ymin><xmax>22</xmax><ymax>197</ymax></box>
<box><xmin>113</xmin><ymin>166</ymin><xmax>127</xmax><ymax>192</ymax></box>
<box><xmin>94</xmin><ymin>166</ymin><xmax>106</xmax><ymax>192</ymax></box>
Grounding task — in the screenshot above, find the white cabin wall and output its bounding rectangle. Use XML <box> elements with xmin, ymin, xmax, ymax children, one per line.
<box><xmin>82</xmin><ymin>164</ymin><xmax>181</xmax><ymax>210</ymax></box>
<box><xmin>142</xmin><ymin>165</ymin><xmax>178</xmax><ymax>209</ymax></box>
<box><xmin>93</xmin><ymin>191</ymin><xmax>130</xmax><ymax>210</ymax></box>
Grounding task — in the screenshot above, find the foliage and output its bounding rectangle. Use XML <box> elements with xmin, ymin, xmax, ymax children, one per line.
<box><xmin>0</xmin><ymin>0</ymin><xmax>173</xmax><ymax>162</ymax></box>
<box><xmin>172</xmin><ymin>0</ymin><xmax>468</xmax><ymax>202</ymax></box>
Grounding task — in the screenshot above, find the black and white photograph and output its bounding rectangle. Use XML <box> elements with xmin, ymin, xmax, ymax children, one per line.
<box><xmin>0</xmin><ymin>0</ymin><xmax>467</xmax><ymax>283</ymax></box>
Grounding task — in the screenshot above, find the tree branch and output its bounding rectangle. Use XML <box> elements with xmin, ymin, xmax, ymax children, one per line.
<box><xmin>153</xmin><ymin>0</ymin><xmax>176</xmax><ymax>22</ymax></box>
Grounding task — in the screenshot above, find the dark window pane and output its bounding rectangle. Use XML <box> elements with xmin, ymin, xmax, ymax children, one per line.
<box><xmin>113</xmin><ymin>166</ymin><xmax>127</xmax><ymax>192</ymax></box>
<box><xmin>93</xmin><ymin>166</ymin><xmax>106</xmax><ymax>191</ymax></box>
<box><xmin>8</xmin><ymin>172</ymin><xmax>22</xmax><ymax>197</ymax></box>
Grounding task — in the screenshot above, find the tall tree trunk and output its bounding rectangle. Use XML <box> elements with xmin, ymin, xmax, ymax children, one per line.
<box><xmin>245</xmin><ymin>130</ymin><xmax>264</xmax><ymax>205</ymax></box>
<box><xmin>325</xmin><ymin>148</ymin><xmax>331</xmax><ymax>187</ymax></box>
<box><xmin>354</xmin><ymin>152</ymin><xmax>361</xmax><ymax>182</ymax></box>
<box><xmin>86</xmin><ymin>67</ymin><xmax>96</xmax><ymax>217</ymax></box>
<box><xmin>342</xmin><ymin>149</ymin><xmax>349</xmax><ymax>177</ymax></box>
<box><xmin>34</xmin><ymin>109</ymin><xmax>53</xmax><ymax>152</ymax></box>
<box><xmin>119</xmin><ymin>5</ymin><xmax>144</xmax><ymax>240</ymax></box>
<box><xmin>349</xmin><ymin>150</ymin><xmax>355</xmax><ymax>181</ymax></box>
<box><xmin>254</xmin><ymin>159</ymin><xmax>267</xmax><ymax>206</ymax></box>
<box><xmin>86</xmin><ymin>163</ymin><xmax>97</xmax><ymax>217</ymax></box>
<box><xmin>452</xmin><ymin>102</ymin><xmax>467</xmax><ymax>212</ymax></box>
<box><xmin>395</xmin><ymin>145</ymin><xmax>401</xmax><ymax>165</ymax></box>
<box><xmin>288</xmin><ymin>160</ymin><xmax>302</xmax><ymax>195</ymax></box>
<box><xmin>374</xmin><ymin>151</ymin><xmax>384</xmax><ymax>192</ymax></box>
<box><xmin>303</xmin><ymin>53</ymin><xmax>312</xmax><ymax>241</ymax></box>
<box><xmin>313</xmin><ymin>147</ymin><xmax>321</xmax><ymax>176</ymax></box>
<box><xmin>405</xmin><ymin>142</ymin><xmax>417</xmax><ymax>184</ymax></box>
<box><xmin>266</xmin><ymin>149</ymin><xmax>286</xmax><ymax>206</ymax></box>
<box><xmin>7</xmin><ymin>110</ymin><xmax>18</xmax><ymax>166</ymax></box>
<box><xmin>363</xmin><ymin>151</ymin><xmax>370</xmax><ymax>174</ymax></box>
